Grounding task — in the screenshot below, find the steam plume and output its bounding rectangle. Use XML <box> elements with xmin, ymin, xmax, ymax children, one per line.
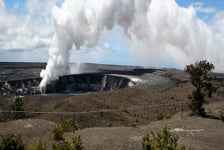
<box><xmin>40</xmin><ymin>0</ymin><xmax>224</xmax><ymax>92</ymax></box>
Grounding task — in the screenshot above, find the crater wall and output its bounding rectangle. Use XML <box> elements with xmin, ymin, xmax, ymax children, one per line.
<box><xmin>0</xmin><ymin>73</ymin><xmax>131</xmax><ymax>95</ymax></box>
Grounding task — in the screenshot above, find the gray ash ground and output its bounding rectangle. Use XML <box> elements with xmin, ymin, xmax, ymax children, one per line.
<box><xmin>132</xmin><ymin>73</ymin><xmax>176</xmax><ymax>89</ymax></box>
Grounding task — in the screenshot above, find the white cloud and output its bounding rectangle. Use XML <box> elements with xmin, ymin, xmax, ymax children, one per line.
<box><xmin>0</xmin><ymin>0</ymin><xmax>54</xmax><ymax>51</ymax></box>
<box><xmin>211</xmin><ymin>11</ymin><xmax>224</xmax><ymax>28</ymax></box>
<box><xmin>0</xmin><ymin>0</ymin><xmax>5</xmax><ymax>10</ymax></box>
<box><xmin>190</xmin><ymin>2</ymin><xmax>216</xmax><ymax>13</ymax></box>
<box><xmin>104</xmin><ymin>42</ymin><xmax>111</xmax><ymax>49</ymax></box>
<box><xmin>25</xmin><ymin>0</ymin><xmax>53</xmax><ymax>22</ymax></box>
<box><xmin>210</xmin><ymin>11</ymin><xmax>224</xmax><ymax>39</ymax></box>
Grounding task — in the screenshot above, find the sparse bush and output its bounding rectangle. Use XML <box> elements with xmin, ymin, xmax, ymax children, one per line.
<box><xmin>27</xmin><ymin>139</ymin><xmax>47</xmax><ymax>150</ymax></box>
<box><xmin>60</xmin><ymin>119</ymin><xmax>81</xmax><ymax>132</ymax></box>
<box><xmin>0</xmin><ymin>131</ymin><xmax>82</xmax><ymax>150</ymax></box>
<box><xmin>35</xmin><ymin>139</ymin><xmax>47</xmax><ymax>150</ymax></box>
<box><xmin>61</xmin><ymin>119</ymin><xmax>81</xmax><ymax>132</ymax></box>
<box><xmin>72</xmin><ymin>135</ymin><xmax>83</xmax><ymax>150</ymax></box>
<box><xmin>157</xmin><ymin>112</ymin><xmax>172</xmax><ymax>120</ymax></box>
<box><xmin>61</xmin><ymin>119</ymin><xmax>74</xmax><ymax>132</ymax></box>
<box><xmin>53</xmin><ymin>125</ymin><xmax>64</xmax><ymax>141</ymax></box>
<box><xmin>142</xmin><ymin>127</ymin><xmax>186</xmax><ymax>150</ymax></box>
<box><xmin>163</xmin><ymin>112</ymin><xmax>172</xmax><ymax>119</ymax></box>
<box><xmin>52</xmin><ymin>135</ymin><xmax>83</xmax><ymax>150</ymax></box>
<box><xmin>0</xmin><ymin>134</ymin><xmax>25</xmax><ymax>150</ymax></box>
<box><xmin>53</xmin><ymin>118</ymin><xmax>82</xmax><ymax>140</ymax></box>
<box><xmin>52</xmin><ymin>141</ymin><xmax>72</xmax><ymax>150</ymax></box>
<box><xmin>128</xmin><ymin>122</ymin><xmax>137</xmax><ymax>127</ymax></box>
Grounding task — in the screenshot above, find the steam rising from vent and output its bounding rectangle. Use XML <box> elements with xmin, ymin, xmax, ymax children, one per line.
<box><xmin>40</xmin><ymin>0</ymin><xmax>224</xmax><ymax>92</ymax></box>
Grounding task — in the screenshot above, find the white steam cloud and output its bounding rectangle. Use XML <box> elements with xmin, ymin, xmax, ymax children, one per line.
<box><xmin>40</xmin><ymin>0</ymin><xmax>224</xmax><ymax>91</ymax></box>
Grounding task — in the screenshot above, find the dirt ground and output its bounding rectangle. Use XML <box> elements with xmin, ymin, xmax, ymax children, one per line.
<box><xmin>0</xmin><ymin>111</ymin><xmax>224</xmax><ymax>150</ymax></box>
<box><xmin>77</xmin><ymin>112</ymin><xmax>224</xmax><ymax>150</ymax></box>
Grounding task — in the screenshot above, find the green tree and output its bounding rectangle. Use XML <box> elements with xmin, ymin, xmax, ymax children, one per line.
<box><xmin>11</xmin><ymin>96</ymin><xmax>25</xmax><ymax>119</ymax></box>
<box><xmin>185</xmin><ymin>60</ymin><xmax>217</xmax><ymax>117</ymax></box>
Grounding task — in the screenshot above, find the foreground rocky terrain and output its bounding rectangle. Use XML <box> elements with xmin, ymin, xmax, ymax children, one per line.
<box><xmin>0</xmin><ymin>111</ymin><xmax>224</xmax><ymax>150</ymax></box>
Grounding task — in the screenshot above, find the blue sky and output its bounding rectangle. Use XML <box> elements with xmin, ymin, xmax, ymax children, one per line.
<box><xmin>0</xmin><ymin>0</ymin><xmax>224</xmax><ymax>69</ymax></box>
<box><xmin>177</xmin><ymin>0</ymin><xmax>224</xmax><ymax>21</ymax></box>
<box><xmin>3</xmin><ymin>0</ymin><xmax>26</xmax><ymax>11</ymax></box>
<box><xmin>3</xmin><ymin>0</ymin><xmax>223</xmax><ymax>20</ymax></box>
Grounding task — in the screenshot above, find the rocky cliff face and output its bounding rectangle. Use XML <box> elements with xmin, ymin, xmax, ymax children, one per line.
<box><xmin>45</xmin><ymin>73</ymin><xmax>130</xmax><ymax>94</ymax></box>
<box><xmin>0</xmin><ymin>78</ymin><xmax>41</xmax><ymax>95</ymax></box>
<box><xmin>0</xmin><ymin>73</ymin><xmax>131</xmax><ymax>95</ymax></box>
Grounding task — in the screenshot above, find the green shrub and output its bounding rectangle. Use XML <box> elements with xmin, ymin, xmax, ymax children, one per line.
<box><xmin>52</xmin><ymin>135</ymin><xmax>83</xmax><ymax>150</ymax></box>
<box><xmin>128</xmin><ymin>122</ymin><xmax>137</xmax><ymax>127</ymax></box>
<box><xmin>60</xmin><ymin>119</ymin><xmax>81</xmax><ymax>132</ymax></box>
<box><xmin>53</xmin><ymin>125</ymin><xmax>64</xmax><ymax>141</ymax></box>
<box><xmin>72</xmin><ymin>135</ymin><xmax>83</xmax><ymax>150</ymax></box>
<box><xmin>142</xmin><ymin>127</ymin><xmax>186</xmax><ymax>150</ymax></box>
<box><xmin>157</xmin><ymin>112</ymin><xmax>172</xmax><ymax>120</ymax></box>
<box><xmin>52</xmin><ymin>141</ymin><xmax>72</xmax><ymax>150</ymax></box>
<box><xmin>163</xmin><ymin>112</ymin><xmax>172</xmax><ymax>119</ymax></box>
<box><xmin>0</xmin><ymin>134</ymin><xmax>25</xmax><ymax>150</ymax></box>
<box><xmin>61</xmin><ymin>119</ymin><xmax>73</xmax><ymax>132</ymax></box>
<box><xmin>35</xmin><ymin>139</ymin><xmax>47</xmax><ymax>150</ymax></box>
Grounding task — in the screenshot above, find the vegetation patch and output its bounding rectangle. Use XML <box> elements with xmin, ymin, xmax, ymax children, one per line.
<box><xmin>53</xmin><ymin>124</ymin><xmax>64</xmax><ymax>141</ymax></box>
<box><xmin>0</xmin><ymin>134</ymin><xmax>25</xmax><ymax>150</ymax></box>
<box><xmin>60</xmin><ymin>119</ymin><xmax>81</xmax><ymax>132</ymax></box>
<box><xmin>142</xmin><ymin>127</ymin><xmax>186</xmax><ymax>150</ymax></box>
<box><xmin>157</xmin><ymin>112</ymin><xmax>173</xmax><ymax>120</ymax></box>
<box><xmin>0</xmin><ymin>133</ymin><xmax>83</xmax><ymax>150</ymax></box>
<box><xmin>28</xmin><ymin>139</ymin><xmax>47</xmax><ymax>150</ymax></box>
